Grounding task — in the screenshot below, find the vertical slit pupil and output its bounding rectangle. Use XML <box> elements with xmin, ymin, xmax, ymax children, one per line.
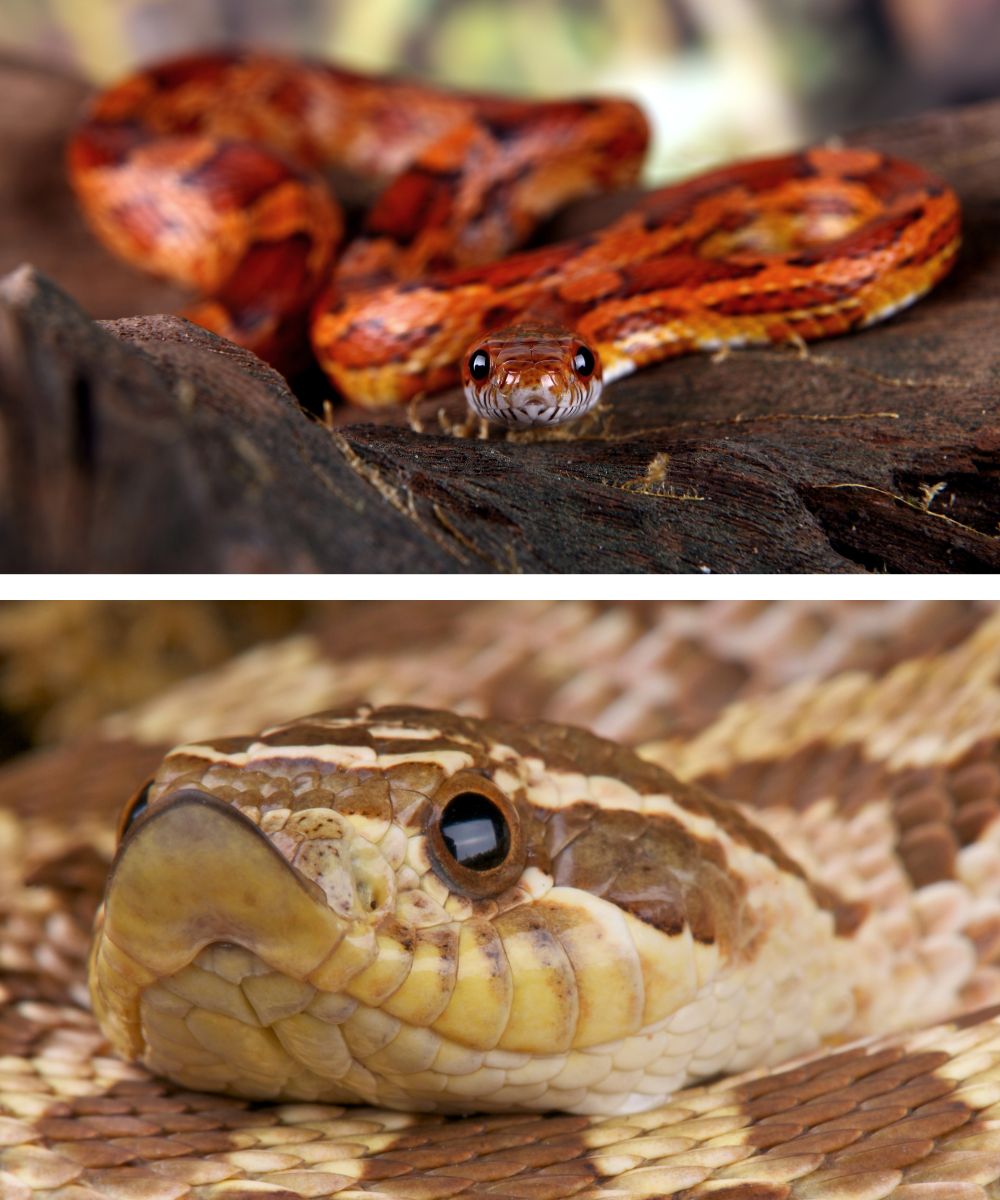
<box><xmin>440</xmin><ymin>793</ymin><xmax>510</xmax><ymax>870</ymax></box>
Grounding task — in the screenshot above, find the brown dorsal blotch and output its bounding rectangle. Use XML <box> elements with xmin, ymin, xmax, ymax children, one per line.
<box><xmin>482</xmin><ymin>715</ymin><xmax>861</xmax><ymax>940</ymax></box>
<box><xmin>539</xmin><ymin>803</ymin><xmax>744</xmax><ymax>950</ymax></box>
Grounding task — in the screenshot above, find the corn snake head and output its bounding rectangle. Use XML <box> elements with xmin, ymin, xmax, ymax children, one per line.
<box><xmin>461</xmin><ymin>322</ymin><xmax>604</xmax><ymax>427</ymax></box>
<box><xmin>68</xmin><ymin>54</ymin><xmax>960</xmax><ymax>427</ymax></box>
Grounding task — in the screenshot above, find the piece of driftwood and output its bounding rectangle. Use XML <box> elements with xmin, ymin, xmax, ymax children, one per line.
<box><xmin>1</xmin><ymin>54</ymin><xmax>999</xmax><ymax>572</ymax></box>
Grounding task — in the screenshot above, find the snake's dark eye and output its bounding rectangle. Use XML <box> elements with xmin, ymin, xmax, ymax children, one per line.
<box><xmin>573</xmin><ymin>345</ymin><xmax>595</xmax><ymax>377</ymax></box>
<box><xmin>440</xmin><ymin>793</ymin><xmax>510</xmax><ymax>870</ymax></box>
<box><xmin>468</xmin><ymin>350</ymin><xmax>490</xmax><ymax>380</ymax></box>
<box><xmin>428</xmin><ymin>771</ymin><xmax>525</xmax><ymax>896</ymax></box>
<box><xmin>117</xmin><ymin>780</ymin><xmax>153</xmax><ymax>845</ymax></box>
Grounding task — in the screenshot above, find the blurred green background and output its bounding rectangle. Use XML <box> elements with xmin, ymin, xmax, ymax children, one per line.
<box><xmin>1</xmin><ymin>0</ymin><xmax>999</xmax><ymax>184</ymax></box>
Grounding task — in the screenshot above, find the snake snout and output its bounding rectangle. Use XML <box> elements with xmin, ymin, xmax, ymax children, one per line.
<box><xmin>100</xmin><ymin>790</ymin><xmax>354</xmax><ymax>981</ymax></box>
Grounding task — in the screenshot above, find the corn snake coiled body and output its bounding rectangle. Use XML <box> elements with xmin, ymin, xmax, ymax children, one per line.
<box><xmin>66</xmin><ymin>52</ymin><xmax>647</xmax><ymax>389</ymax></box>
<box><xmin>68</xmin><ymin>54</ymin><xmax>960</xmax><ymax>424</ymax></box>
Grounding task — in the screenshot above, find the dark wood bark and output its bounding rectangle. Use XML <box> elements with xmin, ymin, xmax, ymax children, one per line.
<box><xmin>1</xmin><ymin>54</ymin><xmax>999</xmax><ymax>573</ymax></box>
<box><xmin>0</xmin><ymin>271</ymin><xmax>469</xmax><ymax>571</ymax></box>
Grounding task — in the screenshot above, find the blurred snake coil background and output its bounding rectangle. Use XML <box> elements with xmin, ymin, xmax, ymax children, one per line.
<box><xmin>4</xmin><ymin>0</ymin><xmax>1000</xmax><ymax>190</ymax></box>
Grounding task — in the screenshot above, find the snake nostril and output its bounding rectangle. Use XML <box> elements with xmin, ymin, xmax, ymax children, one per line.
<box><xmin>573</xmin><ymin>345</ymin><xmax>596</xmax><ymax>377</ymax></box>
<box><xmin>468</xmin><ymin>349</ymin><xmax>490</xmax><ymax>380</ymax></box>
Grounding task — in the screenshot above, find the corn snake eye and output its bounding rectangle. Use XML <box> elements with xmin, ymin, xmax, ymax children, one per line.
<box><xmin>468</xmin><ymin>350</ymin><xmax>490</xmax><ymax>381</ymax></box>
<box><xmin>572</xmin><ymin>345</ymin><xmax>596</xmax><ymax>377</ymax></box>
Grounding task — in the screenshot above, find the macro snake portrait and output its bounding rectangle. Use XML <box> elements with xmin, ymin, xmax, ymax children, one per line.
<box><xmin>66</xmin><ymin>53</ymin><xmax>961</xmax><ymax>428</ymax></box>
<box><xmin>5</xmin><ymin>604</ymin><xmax>1000</xmax><ymax>1200</ymax></box>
